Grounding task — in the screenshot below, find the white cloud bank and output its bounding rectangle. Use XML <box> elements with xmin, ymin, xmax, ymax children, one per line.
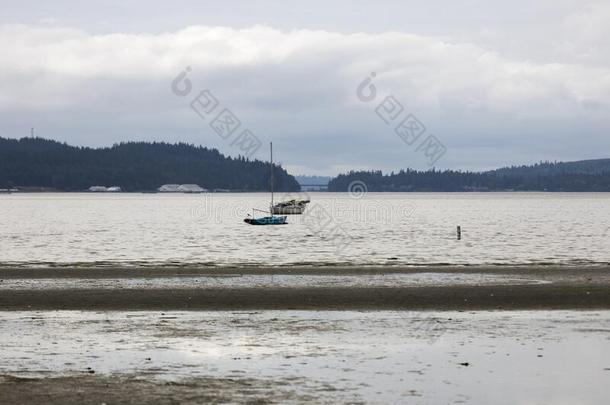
<box><xmin>1</xmin><ymin>14</ymin><xmax>609</xmax><ymax>174</ymax></box>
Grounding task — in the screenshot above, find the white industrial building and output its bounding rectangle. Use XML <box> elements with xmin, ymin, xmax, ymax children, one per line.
<box><xmin>158</xmin><ymin>184</ymin><xmax>207</xmax><ymax>193</ymax></box>
<box><xmin>88</xmin><ymin>186</ymin><xmax>122</xmax><ymax>192</ymax></box>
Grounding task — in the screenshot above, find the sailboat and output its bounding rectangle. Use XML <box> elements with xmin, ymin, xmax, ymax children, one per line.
<box><xmin>244</xmin><ymin>142</ymin><xmax>288</xmax><ymax>225</ymax></box>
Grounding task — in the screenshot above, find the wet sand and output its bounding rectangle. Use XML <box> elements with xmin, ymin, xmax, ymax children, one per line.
<box><xmin>1</xmin><ymin>265</ymin><xmax>609</xmax><ymax>310</ymax></box>
<box><xmin>2</xmin><ymin>265</ymin><xmax>610</xmax><ymax>403</ymax></box>
<box><xmin>0</xmin><ymin>374</ymin><xmax>313</xmax><ymax>404</ymax></box>
<box><xmin>1</xmin><ymin>310</ymin><xmax>609</xmax><ymax>404</ymax></box>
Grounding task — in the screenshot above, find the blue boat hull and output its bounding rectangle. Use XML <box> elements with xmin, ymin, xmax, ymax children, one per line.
<box><xmin>244</xmin><ymin>216</ymin><xmax>287</xmax><ymax>225</ymax></box>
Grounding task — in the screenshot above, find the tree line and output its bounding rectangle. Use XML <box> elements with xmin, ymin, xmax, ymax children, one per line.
<box><xmin>329</xmin><ymin>160</ymin><xmax>610</xmax><ymax>192</ymax></box>
<box><xmin>0</xmin><ymin>137</ymin><xmax>300</xmax><ymax>192</ymax></box>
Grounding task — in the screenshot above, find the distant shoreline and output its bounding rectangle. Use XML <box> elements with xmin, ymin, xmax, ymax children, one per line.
<box><xmin>3</xmin><ymin>137</ymin><xmax>610</xmax><ymax>192</ymax></box>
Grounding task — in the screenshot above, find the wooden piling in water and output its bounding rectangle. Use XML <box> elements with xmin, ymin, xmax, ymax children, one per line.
<box><xmin>457</xmin><ymin>226</ymin><xmax>462</xmax><ymax>240</ymax></box>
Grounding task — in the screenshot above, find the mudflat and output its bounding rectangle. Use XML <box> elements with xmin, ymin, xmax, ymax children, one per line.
<box><xmin>1</xmin><ymin>265</ymin><xmax>609</xmax><ymax>310</ymax></box>
<box><xmin>0</xmin><ymin>374</ymin><xmax>313</xmax><ymax>404</ymax></box>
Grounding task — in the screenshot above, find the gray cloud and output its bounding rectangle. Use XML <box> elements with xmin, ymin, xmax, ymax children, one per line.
<box><xmin>1</xmin><ymin>1</ymin><xmax>609</xmax><ymax>175</ymax></box>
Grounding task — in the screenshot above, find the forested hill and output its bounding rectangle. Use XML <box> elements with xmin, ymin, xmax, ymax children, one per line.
<box><xmin>328</xmin><ymin>159</ymin><xmax>610</xmax><ymax>192</ymax></box>
<box><xmin>490</xmin><ymin>159</ymin><xmax>610</xmax><ymax>177</ymax></box>
<box><xmin>0</xmin><ymin>137</ymin><xmax>300</xmax><ymax>192</ymax></box>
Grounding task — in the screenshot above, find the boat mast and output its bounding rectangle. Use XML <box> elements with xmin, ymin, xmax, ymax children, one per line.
<box><xmin>270</xmin><ymin>142</ymin><xmax>274</xmax><ymax>209</ymax></box>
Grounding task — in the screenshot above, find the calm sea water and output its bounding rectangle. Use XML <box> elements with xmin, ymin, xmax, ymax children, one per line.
<box><xmin>1</xmin><ymin>192</ymin><xmax>609</xmax><ymax>267</ymax></box>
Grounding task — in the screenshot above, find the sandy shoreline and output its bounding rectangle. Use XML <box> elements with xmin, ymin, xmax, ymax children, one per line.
<box><xmin>1</xmin><ymin>265</ymin><xmax>609</xmax><ymax>310</ymax></box>
<box><xmin>1</xmin><ymin>264</ymin><xmax>609</xmax><ymax>277</ymax></box>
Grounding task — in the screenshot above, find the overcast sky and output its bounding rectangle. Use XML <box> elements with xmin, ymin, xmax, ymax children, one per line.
<box><xmin>1</xmin><ymin>0</ymin><xmax>609</xmax><ymax>175</ymax></box>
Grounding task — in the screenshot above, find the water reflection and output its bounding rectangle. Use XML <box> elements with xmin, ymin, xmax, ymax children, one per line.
<box><xmin>0</xmin><ymin>310</ymin><xmax>608</xmax><ymax>404</ymax></box>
